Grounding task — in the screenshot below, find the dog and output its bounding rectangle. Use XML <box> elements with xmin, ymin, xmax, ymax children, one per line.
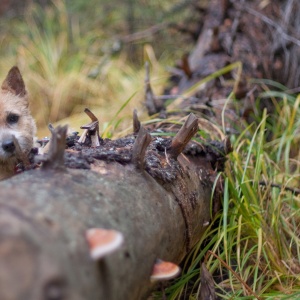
<box><xmin>0</xmin><ymin>66</ymin><xmax>36</xmax><ymax>180</ymax></box>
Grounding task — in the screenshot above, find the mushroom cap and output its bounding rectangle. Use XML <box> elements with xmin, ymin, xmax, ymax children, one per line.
<box><xmin>85</xmin><ymin>228</ymin><xmax>124</xmax><ymax>260</ymax></box>
<box><xmin>150</xmin><ymin>259</ymin><xmax>180</xmax><ymax>281</ymax></box>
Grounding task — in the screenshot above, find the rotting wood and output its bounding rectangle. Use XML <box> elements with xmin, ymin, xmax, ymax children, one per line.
<box><xmin>198</xmin><ymin>263</ymin><xmax>216</xmax><ymax>300</ymax></box>
<box><xmin>41</xmin><ymin>125</ymin><xmax>68</xmax><ymax>170</ymax></box>
<box><xmin>0</xmin><ymin>115</ymin><xmax>227</xmax><ymax>299</ymax></box>
<box><xmin>131</xmin><ymin>126</ymin><xmax>152</xmax><ymax>170</ymax></box>
<box><xmin>78</xmin><ymin>108</ymin><xmax>102</xmax><ymax>147</ymax></box>
<box><xmin>169</xmin><ymin>113</ymin><xmax>199</xmax><ymax>159</ymax></box>
<box><xmin>133</xmin><ymin>109</ymin><xmax>141</xmax><ymax>134</ymax></box>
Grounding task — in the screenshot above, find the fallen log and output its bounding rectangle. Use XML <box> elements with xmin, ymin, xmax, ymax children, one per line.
<box><xmin>0</xmin><ymin>115</ymin><xmax>229</xmax><ymax>300</ymax></box>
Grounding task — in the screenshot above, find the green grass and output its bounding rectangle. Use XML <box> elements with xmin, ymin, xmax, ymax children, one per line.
<box><xmin>153</xmin><ymin>92</ymin><xmax>300</xmax><ymax>299</ymax></box>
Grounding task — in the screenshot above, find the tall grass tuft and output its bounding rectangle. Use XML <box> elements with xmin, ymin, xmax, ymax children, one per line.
<box><xmin>154</xmin><ymin>93</ymin><xmax>300</xmax><ymax>299</ymax></box>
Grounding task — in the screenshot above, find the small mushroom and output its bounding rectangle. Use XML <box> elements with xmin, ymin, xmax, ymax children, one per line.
<box><xmin>150</xmin><ymin>259</ymin><xmax>181</xmax><ymax>281</ymax></box>
<box><xmin>85</xmin><ymin>228</ymin><xmax>124</xmax><ymax>260</ymax></box>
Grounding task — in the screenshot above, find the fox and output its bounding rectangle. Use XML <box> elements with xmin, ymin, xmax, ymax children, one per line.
<box><xmin>0</xmin><ymin>66</ymin><xmax>36</xmax><ymax>180</ymax></box>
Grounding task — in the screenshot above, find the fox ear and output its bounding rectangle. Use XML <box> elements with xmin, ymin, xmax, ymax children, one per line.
<box><xmin>1</xmin><ymin>66</ymin><xmax>26</xmax><ymax>97</ymax></box>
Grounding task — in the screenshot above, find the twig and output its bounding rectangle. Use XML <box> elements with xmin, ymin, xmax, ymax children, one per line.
<box><xmin>133</xmin><ymin>109</ymin><xmax>141</xmax><ymax>134</ymax></box>
<box><xmin>227</xmin><ymin>0</ymin><xmax>245</xmax><ymax>55</ymax></box>
<box><xmin>259</xmin><ymin>181</ymin><xmax>300</xmax><ymax>196</ymax></box>
<box><xmin>208</xmin><ymin>250</ymin><xmax>262</xmax><ymax>300</ymax></box>
<box><xmin>84</xmin><ymin>108</ymin><xmax>98</xmax><ymax>122</ymax></box>
<box><xmin>155</xmin><ymin>95</ymin><xmax>200</xmax><ymax>102</ymax></box>
<box><xmin>121</xmin><ymin>23</ymin><xmax>169</xmax><ymax>43</ymax></box>
<box><xmin>169</xmin><ymin>113</ymin><xmax>198</xmax><ymax>159</ymax></box>
<box><xmin>238</xmin><ymin>3</ymin><xmax>300</xmax><ymax>47</ymax></box>
<box><xmin>181</xmin><ymin>54</ymin><xmax>193</xmax><ymax>78</ymax></box>
<box><xmin>78</xmin><ymin>108</ymin><xmax>101</xmax><ymax>147</ymax></box>
<box><xmin>131</xmin><ymin>126</ymin><xmax>152</xmax><ymax>170</ymax></box>
<box><xmin>144</xmin><ymin>62</ymin><xmax>164</xmax><ymax>116</ymax></box>
<box><xmin>81</xmin><ymin>121</ymin><xmax>99</xmax><ymax>131</ymax></box>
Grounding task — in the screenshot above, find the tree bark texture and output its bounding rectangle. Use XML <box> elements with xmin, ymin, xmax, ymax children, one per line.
<box><xmin>0</xmin><ymin>122</ymin><xmax>227</xmax><ymax>300</ymax></box>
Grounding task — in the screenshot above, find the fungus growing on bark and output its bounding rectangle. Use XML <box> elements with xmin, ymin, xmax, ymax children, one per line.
<box><xmin>150</xmin><ymin>259</ymin><xmax>181</xmax><ymax>281</ymax></box>
<box><xmin>85</xmin><ymin>228</ymin><xmax>124</xmax><ymax>260</ymax></box>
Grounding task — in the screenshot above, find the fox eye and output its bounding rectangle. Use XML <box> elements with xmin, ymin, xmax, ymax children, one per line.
<box><xmin>7</xmin><ymin>113</ymin><xmax>19</xmax><ymax>124</ymax></box>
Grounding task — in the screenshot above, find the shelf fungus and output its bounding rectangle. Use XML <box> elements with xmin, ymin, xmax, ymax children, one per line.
<box><xmin>85</xmin><ymin>228</ymin><xmax>124</xmax><ymax>260</ymax></box>
<box><xmin>150</xmin><ymin>259</ymin><xmax>181</xmax><ymax>281</ymax></box>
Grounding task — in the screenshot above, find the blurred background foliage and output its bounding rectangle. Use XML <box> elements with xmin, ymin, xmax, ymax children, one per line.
<box><xmin>0</xmin><ymin>0</ymin><xmax>201</xmax><ymax>136</ymax></box>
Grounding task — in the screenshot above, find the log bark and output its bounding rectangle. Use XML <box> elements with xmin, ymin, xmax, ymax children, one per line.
<box><xmin>0</xmin><ymin>120</ymin><xmax>227</xmax><ymax>300</ymax></box>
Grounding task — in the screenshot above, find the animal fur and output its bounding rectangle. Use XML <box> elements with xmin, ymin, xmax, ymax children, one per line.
<box><xmin>0</xmin><ymin>66</ymin><xmax>36</xmax><ymax>180</ymax></box>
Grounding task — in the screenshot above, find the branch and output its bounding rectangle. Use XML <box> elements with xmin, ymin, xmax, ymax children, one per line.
<box><xmin>169</xmin><ymin>113</ymin><xmax>199</xmax><ymax>159</ymax></box>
